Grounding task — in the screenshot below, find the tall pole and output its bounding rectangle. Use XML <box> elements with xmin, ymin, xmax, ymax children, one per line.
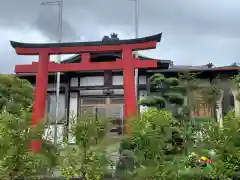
<box><xmin>134</xmin><ymin>0</ymin><xmax>139</xmax><ymax>106</ymax></box>
<box><xmin>40</xmin><ymin>0</ymin><xmax>63</xmax><ymax>145</ymax></box>
<box><xmin>55</xmin><ymin>0</ymin><xmax>63</xmax><ymax>145</ymax></box>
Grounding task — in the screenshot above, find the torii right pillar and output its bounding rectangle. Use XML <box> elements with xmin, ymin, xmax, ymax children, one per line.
<box><xmin>120</xmin><ymin>47</ymin><xmax>158</xmax><ymax>134</ymax></box>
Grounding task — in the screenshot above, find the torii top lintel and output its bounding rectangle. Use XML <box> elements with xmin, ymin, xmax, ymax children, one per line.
<box><xmin>10</xmin><ymin>33</ymin><xmax>162</xmax><ymax>55</ymax></box>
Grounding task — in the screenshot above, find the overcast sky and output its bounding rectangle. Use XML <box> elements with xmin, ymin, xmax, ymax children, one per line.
<box><xmin>0</xmin><ymin>0</ymin><xmax>240</xmax><ymax>73</ymax></box>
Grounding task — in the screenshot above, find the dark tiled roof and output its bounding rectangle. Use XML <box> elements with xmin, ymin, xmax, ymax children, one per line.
<box><xmin>10</xmin><ymin>33</ymin><xmax>162</xmax><ymax>49</ymax></box>
<box><xmin>147</xmin><ymin>66</ymin><xmax>240</xmax><ymax>73</ymax></box>
<box><xmin>61</xmin><ymin>53</ymin><xmax>172</xmax><ymax>65</ymax></box>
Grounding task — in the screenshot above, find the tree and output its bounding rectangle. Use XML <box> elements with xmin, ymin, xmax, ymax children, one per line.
<box><xmin>0</xmin><ymin>75</ymin><xmax>57</xmax><ymax>179</ymax></box>
<box><xmin>140</xmin><ymin>73</ymin><xmax>185</xmax><ymax>111</ymax></box>
<box><xmin>230</xmin><ymin>62</ymin><xmax>239</xmax><ymax>67</ymax></box>
<box><xmin>178</xmin><ymin>72</ymin><xmax>222</xmax><ymax>121</ymax></box>
<box><xmin>117</xmin><ymin>108</ymin><xmax>181</xmax><ymax>179</ymax></box>
<box><xmin>178</xmin><ymin>71</ymin><xmax>201</xmax><ymax>120</ymax></box>
<box><xmin>191</xmin><ymin>113</ymin><xmax>240</xmax><ymax>178</ymax></box>
<box><xmin>201</xmin><ymin>77</ymin><xmax>222</xmax><ymax>118</ymax></box>
<box><xmin>234</xmin><ymin>73</ymin><xmax>240</xmax><ymax>101</ymax></box>
<box><xmin>0</xmin><ymin>109</ymin><xmax>58</xmax><ymax>179</ymax></box>
<box><xmin>0</xmin><ymin>74</ymin><xmax>33</xmax><ymax>114</ymax></box>
<box><xmin>59</xmin><ymin>115</ymin><xmax>110</xmax><ymax>180</ymax></box>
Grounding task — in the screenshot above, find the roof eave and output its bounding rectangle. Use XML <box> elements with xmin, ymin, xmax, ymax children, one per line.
<box><xmin>10</xmin><ymin>33</ymin><xmax>162</xmax><ymax>49</ymax></box>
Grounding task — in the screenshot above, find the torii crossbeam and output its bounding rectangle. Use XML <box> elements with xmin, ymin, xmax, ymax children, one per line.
<box><xmin>10</xmin><ymin>33</ymin><xmax>162</xmax><ymax>153</ymax></box>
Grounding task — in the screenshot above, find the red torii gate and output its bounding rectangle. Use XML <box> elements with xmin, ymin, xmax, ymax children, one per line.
<box><xmin>10</xmin><ymin>33</ymin><xmax>161</xmax><ymax>152</ymax></box>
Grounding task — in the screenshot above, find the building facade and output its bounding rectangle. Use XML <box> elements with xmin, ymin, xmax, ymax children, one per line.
<box><xmin>16</xmin><ymin>52</ymin><xmax>240</xmax><ymax>143</ymax></box>
<box><xmin>14</xmin><ymin>32</ymin><xmax>240</xmax><ymax>143</ymax></box>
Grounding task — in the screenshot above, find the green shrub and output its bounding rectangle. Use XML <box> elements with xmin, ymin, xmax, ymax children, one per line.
<box><xmin>0</xmin><ymin>110</ymin><xmax>57</xmax><ymax>179</ymax></box>
<box><xmin>117</xmin><ymin>108</ymin><xmax>176</xmax><ymax>179</ymax></box>
<box><xmin>59</xmin><ymin>115</ymin><xmax>110</xmax><ymax>180</ymax></box>
<box><xmin>0</xmin><ymin>74</ymin><xmax>33</xmax><ymax>114</ymax></box>
<box><xmin>139</xmin><ymin>73</ymin><xmax>186</xmax><ymax>109</ymax></box>
<box><xmin>118</xmin><ymin>106</ymin><xmax>240</xmax><ymax>179</ymax></box>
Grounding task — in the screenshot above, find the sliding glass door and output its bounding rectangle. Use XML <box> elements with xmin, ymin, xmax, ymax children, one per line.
<box><xmin>79</xmin><ymin>97</ymin><xmax>124</xmax><ymax>136</ymax></box>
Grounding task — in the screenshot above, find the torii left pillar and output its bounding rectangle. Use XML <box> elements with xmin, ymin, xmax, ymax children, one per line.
<box><xmin>30</xmin><ymin>51</ymin><xmax>49</xmax><ymax>152</ymax></box>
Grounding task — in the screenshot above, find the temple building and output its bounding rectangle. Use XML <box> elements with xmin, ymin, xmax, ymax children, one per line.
<box><xmin>14</xmin><ymin>34</ymin><xmax>240</xmax><ymax>142</ymax></box>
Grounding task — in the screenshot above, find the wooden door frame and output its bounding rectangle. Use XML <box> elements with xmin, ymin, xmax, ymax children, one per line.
<box><xmin>79</xmin><ymin>104</ymin><xmax>123</xmax><ymax>117</ymax></box>
<box><xmin>78</xmin><ymin>96</ymin><xmax>123</xmax><ymax>115</ymax></box>
<box><xmin>79</xmin><ymin>103</ymin><xmax>124</xmax><ymax>135</ymax></box>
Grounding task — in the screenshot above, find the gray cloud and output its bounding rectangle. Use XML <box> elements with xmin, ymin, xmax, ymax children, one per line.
<box><xmin>0</xmin><ymin>0</ymin><xmax>79</xmax><ymax>41</ymax></box>
<box><xmin>35</xmin><ymin>7</ymin><xmax>79</xmax><ymax>42</ymax></box>
<box><xmin>0</xmin><ymin>0</ymin><xmax>240</xmax><ymax>73</ymax></box>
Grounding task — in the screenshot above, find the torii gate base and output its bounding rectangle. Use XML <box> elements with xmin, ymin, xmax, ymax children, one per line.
<box><xmin>11</xmin><ymin>33</ymin><xmax>162</xmax><ymax>153</ymax></box>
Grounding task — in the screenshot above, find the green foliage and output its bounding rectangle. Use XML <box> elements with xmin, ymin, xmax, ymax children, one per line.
<box><xmin>233</xmin><ymin>72</ymin><xmax>240</xmax><ymax>101</ymax></box>
<box><xmin>0</xmin><ymin>75</ymin><xmax>58</xmax><ymax>179</ymax></box>
<box><xmin>0</xmin><ymin>74</ymin><xmax>57</xmax><ymax>179</ymax></box>
<box><xmin>0</xmin><ymin>74</ymin><xmax>33</xmax><ymax>114</ymax></box>
<box><xmin>140</xmin><ymin>96</ymin><xmax>165</xmax><ymax>108</ymax></box>
<box><xmin>188</xmin><ymin>112</ymin><xmax>240</xmax><ymax>177</ymax></box>
<box><xmin>115</xmin><ymin>149</ymin><xmax>137</xmax><ymax>178</ymax></box>
<box><xmin>202</xmin><ymin>79</ymin><xmax>222</xmax><ymax>106</ymax></box>
<box><xmin>178</xmin><ymin>72</ymin><xmax>224</xmax><ymax>124</ymax></box>
<box><xmin>118</xmin><ymin>108</ymin><xmax>180</xmax><ymax>179</ymax></box>
<box><xmin>118</xmin><ymin>106</ymin><xmax>240</xmax><ymax>179</ymax></box>
<box><xmin>178</xmin><ymin>71</ymin><xmax>201</xmax><ymax>120</ymax></box>
<box><xmin>1</xmin><ymin>74</ymin><xmax>239</xmax><ymax>179</ymax></box>
<box><xmin>178</xmin><ymin>71</ymin><xmax>200</xmax><ymax>91</ymax></box>
<box><xmin>140</xmin><ymin>73</ymin><xmax>185</xmax><ymax>109</ymax></box>
<box><xmin>0</xmin><ymin>109</ymin><xmax>58</xmax><ymax>179</ymax></box>
<box><xmin>223</xmin><ymin>110</ymin><xmax>236</xmax><ymax>121</ymax></box>
<box><xmin>59</xmin><ymin>115</ymin><xmax>110</xmax><ymax>180</ymax></box>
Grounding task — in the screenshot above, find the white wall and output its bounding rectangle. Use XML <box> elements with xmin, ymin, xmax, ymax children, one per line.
<box><xmin>44</xmin><ymin>94</ymin><xmax>66</xmax><ymax>144</ymax></box>
<box><xmin>139</xmin><ymin>76</ymin><xmax>147</xmax><ymax>85</ymax></box>
<box><xmin>80</xmin><ymin>89</ymin><xmax>124</xmax><ymax>96</ymax></box>
<box><xmin>232</xmin><ymin>89</ymin><xmax>240</xmax><ymax>117</ymax></box>
<box><xmin>80</xmin><ymin>76</ymin><xmax>104</xmax><ymax>86</ymax></box>
<box><xmin>68</xmin><ymin>92</ymin><xmax>78</xmax><ymax>143</ymax></box>
<box><xmin>114</xmin><ymin>89</ymin><xmax>124</xmax><ymax>95</ymax></box>
<box><xmin>70</xmin><ymin>77</ymin><xmax>78</xmax><ymax>87</ymax></box>
<box><xmin>112</xmin><ymin>75</ymin><xmax>123</xmax><ymax>85</ymax></box>
<box><xmin>47</xmin><ymin>83</ymin><xmax>65</xmax><ymax>91</ymax></box>
<box><xmin>32</xmin><ymin>83</ymin><xmax>66</xmax><ymax>91</ymax></box>
<box><xmin>46</xmin><ymin>94</ymin><xmax>66</xmax><ymax>122</ymax></box>
<box><xmin>80</xmin><ymin>90</ymin><xmax>103</xmax><ymax>96</ymax></box>
<box><xmin>139</xmin><ymin>90</ymin><xmax>148</xmax><ymax>113</ymax></box>
<box><xmin>112</xmin><ymin>75</ymin><xmax>147</xmax><ymax>85</ymax></box>
<box><xmin>44</xmin><ymin>125</ymin><xmax>64</xmax><ymax>144</ymax></box>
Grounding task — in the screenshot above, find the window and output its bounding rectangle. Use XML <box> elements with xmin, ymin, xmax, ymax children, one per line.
<box><xmin>80</xmin><ymin>106</ymin><xmax>94</xmax><ymax>117</ymax></box>
<box><xmin>46</xmin><ymin>94</ymin><xmax>66</xmax><ymax>124</ymax></box>
<box><xmin>79</xmin><ymin>106</ymin><xmax>107</xmax><ymax>119</ymax></box>
<box><xmin>80</xmin><ymin>76</ymin><xmax>104</xmax><ymax>86</ymax></box>
<box><xmin>96</xmin><ymin>107</ymin><xmax>106</xmax><ymax>117</ymax></box>
<box><xmin>110</xmin><ymin>97</ymin><xmax>124</xmax><ymax>104</ymax></box>
<box><xmin>109</xmin><ymin>106</ymin><xmax>123</xmax><ymax>119</ymax></box>
<box><xmin>81</xmin><ymin>97</ymin><xmax>106</xmax><ymax>105</ymax></box>
<box><xmin>112</xmin><ymin>76</ymin><xmax>123</xmax><ymax>85</ymax></box>
<box><xmin>44</xmin><ymin>125</ymin><xmax>64</xmax><ymax>144</ymax></box>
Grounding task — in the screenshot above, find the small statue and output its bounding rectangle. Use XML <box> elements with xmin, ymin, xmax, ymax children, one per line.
<box><xmin>116</xmin><ymin>149</ymin><xmax>135</xmax><ymax>171</ymax></box>
<box><xmin>187</xmin><ymin>152</ymin><xmax>213</xmax><ymax>169</ymax></box>
<box><xmin>200</xmin><ymin>156</ymin><xmax>213</xmax><ymax>169</ymax></box>
<box><xmin>110</xmin><ymin>33</ymin><xmax>119</xmax><ymax>40</ymax></box>
<box><xmin>102</xmin><ymin>33</ymin><xmax>119</xmax><ymax>42</ymax></box>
